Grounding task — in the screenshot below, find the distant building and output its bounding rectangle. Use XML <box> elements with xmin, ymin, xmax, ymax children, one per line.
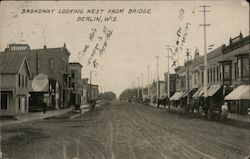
<box><xmin>164</xmin><ymin>73</ymin><xmax>177</xmax><ymax>98</ymax></box>
<box><xmin>0</xmin><ymin>53</ymin><xmax>31</xmax><ymax>116</ymax></box>
<box><xmin>69</xmin><ymin>62</ymin><xmax>83</xmax><ymax>106</ymax></box>
<box><xmin>1</xmin><ymin>43</ymin><xmax>71</xmax><ymax>111</ymax></box>
<box><xmin>81</xmin><ymin>78</ymin><xmax>89</xmax><ymax>104</ymax></box>
<box><xmin>87</xmin><ymin>84</ymin><xmax>99</xmax><ymax>101</ymax></box>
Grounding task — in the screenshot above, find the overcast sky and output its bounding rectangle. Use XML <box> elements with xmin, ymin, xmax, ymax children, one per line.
<box><xmin>0</xmin><ymin>0</ymin><xmax>249</xmax><ymax>96</ymax></box>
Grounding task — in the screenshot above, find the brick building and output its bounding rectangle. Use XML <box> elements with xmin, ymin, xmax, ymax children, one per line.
<box><xmin>172</xmin><ymin>33</ymin><xmax>250</xmax><ymax>114</ymax></box>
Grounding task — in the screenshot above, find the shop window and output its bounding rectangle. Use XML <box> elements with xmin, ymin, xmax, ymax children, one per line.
<box><xmin>1</xmin><ymin>94</ymin><xmax>7</xmax><ymax>109</ymax></box>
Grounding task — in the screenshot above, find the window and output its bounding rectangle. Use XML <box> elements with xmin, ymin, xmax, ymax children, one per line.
<box><xmin>71</xmin><ymin>71</ymin><xmax>75</xmax><ymax>78</ymax></box>
<box><xmin>238</xmin><ymin>58</ymin><xmax>241</xmax><ymax>77</ymax></box>
<box><xmin>213</xmin><ymin>67</ymin><xmax>215</xmax><ymax>82</ymax></box>
<box><xmin>201</xmin><ymin>71</ymin><xmax>204</xmax><ymax>84</ymax></box>
<box><xmin>22</xmin><ymin>75</ymin><xmax>24</xmax><ymax>87</ymax></box>
<box><xmin>38</xmin><ymin>58</ymin><xmax>41</xmax><ymax>69</ymax></box>
<box><xmin>223</xmin><ymin>63</ymin><xmax>231</xmax><ymax>80</ymax></box>
<box><xmin>1</xmin><ymin>94</ymin><xmax>7</xmax><ymax>109</ymax></box>
<box><xmin>234</xmin><ymin>62</ymin><xmax>237</xmax><ymax>79</ymax></box>
<box><xmin>220</xmin><ymin>65</ymin><xmax>223</xmax><ymax>80</ymax></box>
<box><xmin>49</xmin><ymin>58</ymin><xmax>54</xmax><ymax>70</ymax></box>
<box><xmin>210</xmin><ymin>68</ymin><xmax>213</xmax><ymax>83</ymax></box>
<box><xmin>19</xmin><ymin>74</ymin><xmax>21</xmax><ymax>86</ymax></box>
<box><xmin>242</xmin><ymin>57</ymin><xmax>249</xmax><ymax>77</ymax></box>
<box><xmin>207</xmin><ymin>71</ymin><xmax>209</xmax><ymax>83</ymax></box>
<box><xmin>216</xmin><ymin>66</ymin><xmax>219</xmax><ymax>81</ymax></box>
<box><xmin>18</xmin><ymin>97</ymin><xmax>21</xmax><ymax>110</ymax></box>
<box><xmin>25</xmin><ymin>75</ymin><xmax>28</xmax><ymax>87</ymax></box>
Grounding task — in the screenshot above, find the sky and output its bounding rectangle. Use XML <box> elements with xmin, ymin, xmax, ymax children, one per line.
<box><xmin>0</xmin><ymin>0</ymin><xmax>249</xmax><ymax>96</ymax></box>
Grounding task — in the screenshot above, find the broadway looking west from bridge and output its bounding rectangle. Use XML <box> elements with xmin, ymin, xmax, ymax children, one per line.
<box><xmin>0</xmin><ymin>1</ymin><xmax>250</xmax><ymax>159</ymax></box>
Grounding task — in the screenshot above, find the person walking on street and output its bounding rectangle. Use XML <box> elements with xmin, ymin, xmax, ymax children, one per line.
<box><xmin>221</xmin><ymin>102</ymin><xmax>229</xmax><ymax>120</ymax></box>
<box><xmin>42</xmin><ymin>99</ymin><xmax>47</xmax><ymax>118</ymax></box>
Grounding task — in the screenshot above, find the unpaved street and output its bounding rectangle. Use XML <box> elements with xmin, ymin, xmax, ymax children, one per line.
<box><xmin>1</xmin><ymin>101</ymin><xmax>250</xmax><ymax>159</ymax></box>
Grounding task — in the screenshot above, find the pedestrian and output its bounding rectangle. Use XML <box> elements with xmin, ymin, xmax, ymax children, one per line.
<box><xmin>42</xmin><ymin>99</ymin><xmax>47</xmax><ymax>114</ymax></box>
<box><xmin>221</xmin><ymin>102</ymin><xmax>228</xmax><ymax>120</ymax></box>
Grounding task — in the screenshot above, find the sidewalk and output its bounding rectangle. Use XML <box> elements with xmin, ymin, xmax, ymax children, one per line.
<box><xmin>228</xmin><ymin>113</ymin><xmax>250</xmax><ymax>123</ymax></box>
<box><xmin>0</xmin><ymin>108</ymin><xmax>73</xmax><ymax>127</ymax></box>
<box><xmin>147</xmin><ymin>103</ymin><xmax>250</xmax><ymax>124</ymax></box>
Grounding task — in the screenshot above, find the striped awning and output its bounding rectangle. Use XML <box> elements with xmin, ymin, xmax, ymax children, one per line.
<box><xmin>225</xmin><ymin>85</ymin><xmax>250</xmax><ymax>100</ymax></box>
<box><xmin>170</xmin><ymin>91</ymin><xmax>183</xmax><ymax>101</ymax></box>
<box><xmin>193</xmin><ymin>87</ymin><xmax>205</xmax><ymax>98</ymax></box>
<box><xmin>202</xmin><ymin>85</ymin><xmax>221</xmax><ymax>97</ymax></box>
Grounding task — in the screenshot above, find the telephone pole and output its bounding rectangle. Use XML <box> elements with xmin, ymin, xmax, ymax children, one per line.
<box><xmin>165</xmin><ymin>45</ymin><xmax>172</xmax><ymax>109</ymax></box>
<box><xmin>137</xmin><ymin>76</ymin><xmax>140</xmax><ymax>100</ymax></box>
<box><xmin>156</xmin><ymin>56</ymin><xmax>159</xmax><ymax>107</ymax></box>
<box><xmin>147</xmin><ymin>65</ymin><xmax>150</xmax><ymax>98</ymax></box>
<box><xmin>186</xmin><ymin>48</ymin><xmax>191</xmax><ymax>112</ymax></box>
<box><xmin>141</xmin><ymin>73</ymin><xmax>144</xmax><ymax>100</ymax></box>
<box><xmin>199</xmin><ymin>5</ymin><xmax>211</xmax><ymax>107</ymax></box>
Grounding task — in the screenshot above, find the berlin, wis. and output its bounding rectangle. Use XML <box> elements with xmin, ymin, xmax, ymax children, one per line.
<box><xmin>0</xmin><ymin>1</ymin><xmax>249</xmax><ymax>159</ymax></box>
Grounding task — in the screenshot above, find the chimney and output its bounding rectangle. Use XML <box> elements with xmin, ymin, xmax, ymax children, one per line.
<box><xmin>44</xmin><ymin>45</ymin><xmax>47</xmax><ymax>49</ymax></box>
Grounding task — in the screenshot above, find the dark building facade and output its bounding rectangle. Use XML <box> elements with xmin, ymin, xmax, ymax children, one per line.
<box><xmin>69</xmin><ymin>62</ymin><xmax>83</xmax><ymax>106</ymax></box>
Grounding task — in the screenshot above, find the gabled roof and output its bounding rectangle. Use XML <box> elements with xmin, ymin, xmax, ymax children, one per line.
<box><xmin>0</xmin><ymin>52</ymin><xmax>31</xmax><ymax>75</ymax></box>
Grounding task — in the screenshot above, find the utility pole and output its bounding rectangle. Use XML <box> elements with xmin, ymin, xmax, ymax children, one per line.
<box><xmin>186</xmin><ymin>48</ymin><xmax>191</xmax><ymax>112</ymax></box>
<box><xmin>156</xmin><ymin>56</ymin><xmax>159</xmax><ymax>107</ymax></box>
<box><xmin>199</xmin><ymin>5</ymin><xmax>211</xmax><ymax>108</ymax></box>
<box><xmin>165</xmin><ymin>45</ymin><xmax>171</xmax><ymax>109</ymax></box>
<box><xmin>137</xmin><ymin>77</ymin><xmax>140</xmax><ymax>100</ymax></box>
<box><xmin>147</xmin><ymin>65</ymin><xmax>150</xmax><ymax>98</ymax></box>
<box><xmin>141</xmin><ymin>73</ymin><xmax>144</xmax><ymax>100</ymax></box>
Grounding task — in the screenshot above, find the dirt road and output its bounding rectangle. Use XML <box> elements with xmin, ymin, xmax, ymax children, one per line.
<box><xmin>1</xmin><ymin>101</ymin><xmax>250</xmax><ymax>159</ymax></box>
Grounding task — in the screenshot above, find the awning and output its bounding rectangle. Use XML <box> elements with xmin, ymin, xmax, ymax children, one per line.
<box><xmin>225</xmin><ymin>85</ymin><xmax>250</xmax><ymax>100</ymax></box>
<box><xmin>192</xmin><ymin>87</ymin><xmax>205</xmax><ymax>98</ymax></box>
<box><xmin>202</xmin><ymin>84</ymin><xmax>221</xmax><ymax>97</ymax></box>
<box><xmin>170</xmin><ymin>91</ymin><xmax>183</xmax><ymax>101</ymax></box>
<box><xmin>182</xmin><ymin>89</ymin><xmax>193</xmax><ymax>98</ymax></box>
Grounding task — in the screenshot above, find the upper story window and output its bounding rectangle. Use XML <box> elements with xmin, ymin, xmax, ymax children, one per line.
<box><xmin>223</xmin><ymin>62</ymin><xmax>232</xmax><ymax>81</ymax></box>
<box><xmin>236</xmin><ymin>55</ymin><xmax>249</xmax><ymax>78</ymax></box>
<box><xmin>216</xmin><ymin>66</ymin><xmax>219</xmax><ymax>81</ymax></box>
<box><xmin>71</xmin><ymin>71</ymin><xmax>75</xmax><ymax>78</ymax></box>
<box><xmin>242</xmin><ymin>57</ymin><xmax>249</xmax><ymax>77</ymax></box>
<box><xmin>49</xmin><ymin>58</ymin><xmax>54</xmax><ymax>71</ymax></box>
<box><xmin>25</xmin><ymin>75</ymin><xmax>28</xmax><ymax>87</ymax></box>
<box><xmin>22</xmin><ymin>75</ymin><xmax>24</xmax><ymax>87</ymax></box>
<box><xmin>18</xmin><ymin>74</ymin><xmax>21</xmax><ymax>87</ymax></box>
